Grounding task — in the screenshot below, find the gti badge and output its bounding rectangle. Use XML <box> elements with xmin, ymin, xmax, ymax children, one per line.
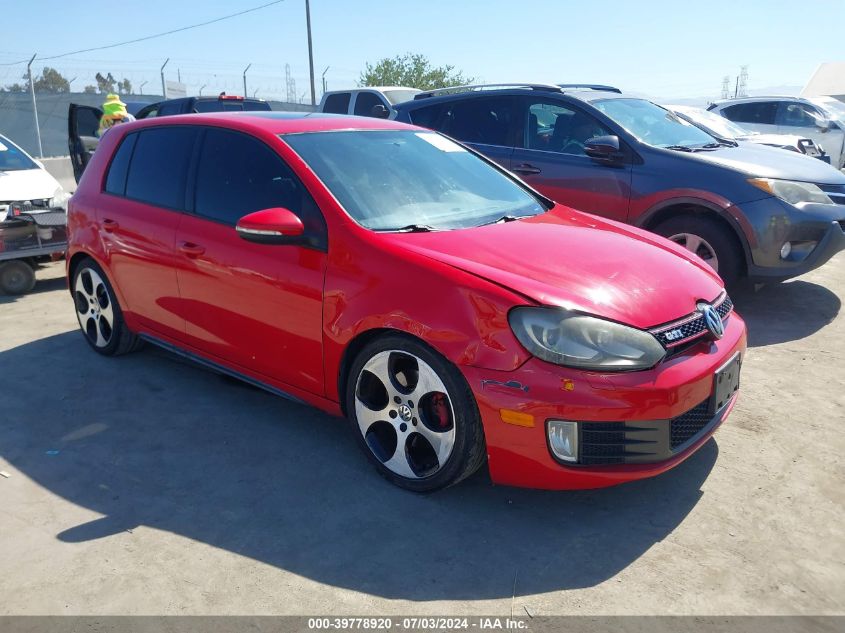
<box><xmin>698</xmin><ymin>302</ymin><xmax>724</xmax><ymax>339</ymax></box>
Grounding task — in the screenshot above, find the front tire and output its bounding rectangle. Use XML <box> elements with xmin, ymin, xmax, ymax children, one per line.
<box><xmin>652</xmin><ymin>215</ymin><xmax>743</xmax><ymax>288</ymax></box>
<box><xmin>72</xmin><ymin>258</ymin><xmax>141</xmax><ymax>356</ymax></box>
<box><xmin>346</xmin><ymin>334</ymin><xmax>486</xmax><ymax>492</ymax></box>
<box><xmin>0</xmin><ymin>260</ymin><xmax>36</xmax><ymax>295</ymax></box>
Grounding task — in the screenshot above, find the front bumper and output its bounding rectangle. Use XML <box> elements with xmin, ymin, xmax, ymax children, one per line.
<box><xmin>736</xmin><ymin>196</ymin><xmax>845</xmax><ymax>282</ymax></box>
<box><xmin>463</xmin><ymin>311</ymin><xmax>747</xmax><ymax>490</ymax></box>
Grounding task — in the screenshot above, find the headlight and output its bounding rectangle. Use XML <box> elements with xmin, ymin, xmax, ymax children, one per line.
<box><xmin>49</xmin><ymin>189</ymin><xmax>71</xmax><ymax>211</ymax></box>
<box><xmin>748</xmin><ymin>178</ymin><xmax>834</xmax><ymax>206</ymax></box>
<box><xmin>508</xmin><ymin>307</ymin><xmax>666</xmax><ymax>371</ymax></box>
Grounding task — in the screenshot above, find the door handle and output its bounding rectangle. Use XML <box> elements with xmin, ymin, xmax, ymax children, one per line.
<box><xmin>178</xmin><ymin>242</ymin><xmax>206</xmax><ymax>257</ymax></box>
<box><xmin>512</xmin><ymin>163</ymin><xmax>541</xmax><ymax>175</ymax></box>
<box><xmin>102</xmin><ymin>218</ymin><xmax>119</xmax><ymax>232</ymax></box>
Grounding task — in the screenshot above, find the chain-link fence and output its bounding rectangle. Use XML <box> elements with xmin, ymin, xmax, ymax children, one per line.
<box><xmin>0</xmin><ymin>90</ymin><xmax>316</xmax><ymax>158</ymax></box>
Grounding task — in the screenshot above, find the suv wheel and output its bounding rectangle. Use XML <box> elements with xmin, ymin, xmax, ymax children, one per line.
<box><xmin>346</xmin><ymin>334</ymin><xmax>486</xmax><ymax>492</ymax></box>
<box><xmin>653</xmin><ymin>215</ymin><xmax>743</xmax><ymax>287</ymax></box>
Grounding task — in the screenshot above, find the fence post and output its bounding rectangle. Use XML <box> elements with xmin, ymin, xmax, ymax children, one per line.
<box><xmin>27</xmin><ymin>54</ymin><xmax>43</xmax><ymax>158</ymax></box>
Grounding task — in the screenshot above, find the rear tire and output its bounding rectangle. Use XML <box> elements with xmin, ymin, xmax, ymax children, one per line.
<box><xmin>652</xmin><ymin>214</ymin><xmax>743</xmax><ymax>288</ymax></box>
<box><xmin>72</xmin><ymin>258</ymin><xmax>142</xmax><ymax>356</ymax></box>
<box><xmin>346</xmin><ymin>334</ymin><xmax>486</xmax><ymax>492</ymax></box>
<box><xmin>0</xmin><ymin>260</ymin><xmax>36</xmax><ymax>295</ymax></box>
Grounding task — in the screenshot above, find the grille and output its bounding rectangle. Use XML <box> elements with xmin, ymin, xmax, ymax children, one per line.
<box><xmin>819</xmin><ymin>184</ymin><xmax>845</xmax><ymax>206</ymax></box>
<box><xmin>650</xmin><ymin>294</ymin><xmax>733</xmax><ymax>348</ymax></box>
<box><xmin>670</xmin><ymin>400</ymin><xmax>711</xmax><ymax>449</ymax></box>
<box><xmin>578</xmin><ymin>398</ymin><xmax>714</xmax><ymax>465</ymax></box>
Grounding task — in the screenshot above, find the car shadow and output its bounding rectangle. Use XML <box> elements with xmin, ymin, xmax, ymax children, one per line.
<box><xmin>2</xmin><ymin>331</ymin><xmax>718</xmax><ymax>600</ymax></box>
<box><xmin>732</xmin><ymin>280</ymin><xmax>841</xmax><ymax>348</ymax></box>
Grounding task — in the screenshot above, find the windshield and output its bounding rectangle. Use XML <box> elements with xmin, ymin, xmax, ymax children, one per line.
<box><xmin>283</xmin><ymin>130</ymin><xmax>546</xmax><ymax>231</ymax></box>
<box><xmin>673</xmin><ymin>107</ymin><xmax>749</xmax><ymax>139</ymax></box>
<box><xmin>593</xmin><ymin>98</ymin><xmax>717</xmax><ymax>148</ymax></box>
<box><xmin>382</xmin><ymin>89</ymin><xmax>421</xmax><ymax>105</ymax></box>
<box><xmin>0</xmin><ymin>137</ymin><xmax>38</xmax><ymax>172</ymax></box>
<box><xmin>810</xmin><ymin>97</ymin><xmax>845</xmax><ymax>121</ymax></box>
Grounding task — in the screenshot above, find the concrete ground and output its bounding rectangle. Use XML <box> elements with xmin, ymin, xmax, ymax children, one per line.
<box><xmin>0</xmin><ymin>256</ymin><xmax>843</xmax><ymax>616</ymax></box>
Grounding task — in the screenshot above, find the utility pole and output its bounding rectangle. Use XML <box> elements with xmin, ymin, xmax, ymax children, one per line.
<box><xmin>321</xmin><ymin>65</ymin><xmax>329</xmax><ymax>95</ymax></box>
<box><xmin>738</xmin><ymin>65</ymin><xmax>748</xmax><ymax>98</ymax></box>
<box><xmin>27</xmin><ymin>54</ymin><xmax>43</xmax><ymax>158</ymax></box>
<box><xmin>177</xmin><ymin>68</ymin><xmax>182</xmax><ymax>83</ymax></box>
<box><xmin>243</xmin><ymin>63</ymin><xmax>252</xmax><ymax>97</ymax></box>
<box><xmin>721</xmin><ymin>75</ymin><xmax>730</xmax><ymax>100</ymax></box>
<box><xmin>160</xmin><ymin>58</ymin><xmax>169</xmax><ymax>98</ymax></box>
<box><xmin>305</xmin><ymin>0</ymin><xmax>316</xmax><ymax>105</ymax></box>
<box><xmin>734</xmin><ymin>75</ymin><xmax>739</xmax><ymax>98</ymax></box>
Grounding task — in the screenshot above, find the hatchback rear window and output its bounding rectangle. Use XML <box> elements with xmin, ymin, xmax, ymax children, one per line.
<box><xmin>125</xmin><ymin>127</ymin><xmax>198</xmax><ymax>210</ymax></box>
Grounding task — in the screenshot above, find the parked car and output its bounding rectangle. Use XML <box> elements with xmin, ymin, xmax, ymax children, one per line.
<box><xmin>66</xmin><ymin>112</ymin><xmax>746</xmax><ymax>491</ymax></box>
<box><xmin>0</xmin><ymin>133</ymin><xmax>69</xmax><ymax>221</ymax></box>
<box><xmin>319</xmin><ymin>87</ymin><xmax>421</xmax><ymax>118</ymax></box>
<box><xmin>68</xmin><ymin>94</ymin><xmax>271</xmax><ymax>182</ymax></box>
<box><xmin>393</xmin><ymin>84</ymin><xmax>845</xmax><ymax>286</ymax></box>
<box><xmin>708</xmin><ymin>96</ymin><xmax>845</xmax><ymax>169</ymax></box>
<box><xmin>668</xmin><ymin>104</ymin><xmax>828</xmax><ymax>162</ymax></box>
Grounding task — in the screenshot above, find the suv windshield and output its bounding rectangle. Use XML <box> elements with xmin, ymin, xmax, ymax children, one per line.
<box><xmin>383</xmin><ymin>89</ymin><xmax>421</xmax><ymax>105</ymax></box>
<box><xmin>594</xmin><ymin>98</ymin><xmax>717</xmax><ymax>149</ymax></box>
<box><xmin>675</xmin><ymin>108</ymin><xmax>749</xmax><ymax>139</ymax></box>
<box><xmin>0</xmin><ymin>137</ymin><xmax>37</xmax><ymax>172</ymax></box>
<box><xmin>283</xmin><ymin>130</ymin><xmax>546</xmax><ymax>231</ymax></box>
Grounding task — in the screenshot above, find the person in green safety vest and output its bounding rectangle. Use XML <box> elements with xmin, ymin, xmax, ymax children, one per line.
<box><xmin>97</xmin><ymin>94</ymin><xmax>135</xmax><ymax>137</ymax></box>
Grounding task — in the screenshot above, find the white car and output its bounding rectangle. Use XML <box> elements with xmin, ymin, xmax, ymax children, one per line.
<box><xmin>0</xmin><ymin>134</ymin><xmax>68</xmax><ymax>220</ymax></box>
<box><xmin>668</xmin><ymin>104</ymin><xmax>828</xmax><ymax>161</ymax></box>
<box><xmin>319</xmin><ymin>86</ymin><xmax>421</xmax><ymax>118</ymax></box>
<box><xmin>708</xmin><ymin>96</ymin><xmax>845</xmax><ymax>169</ymax></box>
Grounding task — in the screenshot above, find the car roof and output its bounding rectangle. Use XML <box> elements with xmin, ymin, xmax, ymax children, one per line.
<box><xmin>710</xmin><ymin>96</ymin><xmax>804</xmax><ymax>106</ymax></box>
<box><xmin>113</xmin><ymin>111</ymin><xmax>416</xmax><ymax>134</ymax></box>
<box><xmin>394</xmin><ymin>86</ymin><xmax>633</xmax><ymax>109</ymax></box>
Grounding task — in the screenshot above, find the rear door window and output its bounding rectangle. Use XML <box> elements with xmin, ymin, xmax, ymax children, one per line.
<box><xmin>353</xmin><ymin>92</ymin><xmax>384</xmax><ymax>117</ymax></box>
<box><xmin>414</xmin><ymin>97</ymin><xmax>519</xmax><ymax>147</ymax></box>
<box><xmin>323</xmin><ymin>93</ymin><xmax>351</xmax><ymax>114</ymax></box>
<box><xmin>721</xmin><ymin>102</ymin><xmax>778</xmax><ymax>125</ymax></box>
<box><xmin>125</xmin><ymin>127</ymin><xmax>199</xmax><ymax>210</ymax></box>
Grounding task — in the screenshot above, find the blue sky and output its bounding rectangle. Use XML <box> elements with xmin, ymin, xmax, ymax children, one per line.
<box><xmin>1</xmin><ymin>0</ymin><xmax>843</xmax><ymax>102</ymax></box>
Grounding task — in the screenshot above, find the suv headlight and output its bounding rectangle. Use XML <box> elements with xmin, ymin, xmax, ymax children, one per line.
<box><xmin>508</xmin><ymin>307</ymin><xmax>666</xmax><ymax>371</ymax></box>
<box><xmin>748</xmin><ymin>178</ymin><xmax>834</xmax><ymax>206</ymax></box>
<box><xmin>49</xmin><ymin>189</ymin><xmax>71</xmax><ymax>211</ymax></box>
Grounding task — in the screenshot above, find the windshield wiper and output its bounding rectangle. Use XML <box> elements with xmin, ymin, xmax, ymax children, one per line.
<box><xmin>664</xmin><ymin>144</ymin><xmax>694</xmax><ymax>152</ymax></box>
<box><xmin>701</xmin><ymin>140</ymin><xmax>737</xmax><ymax>149</ymax></box>
<box><xmin>379</xmin><ymin>223</ymin><xmax>437</xmax><ymax>233</ymax></box>
<box><xmin>476</xmin><ymin>214</ymin><xmax>532</xmax><ymax>227</ymax></box>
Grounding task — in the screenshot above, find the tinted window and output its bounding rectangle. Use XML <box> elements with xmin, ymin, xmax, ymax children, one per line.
<box><xmin>194</xmin><ymin>128</ymin><xmax>326</xmax><ymax>249</ymax></box>
<box><xmin>104</xmin><ymin>132</ymin><xmax>137</xmax><ymax>195</ymax></box>
<box><xmin>407</xmin><ymin>103</ymin><xmax>445</xmax><ymax>129</ymax></box>
<box><xmin>415</xmin><ymin>97</ymin><xmax>518</xmax><ymax>147</ymax></box>
<box><xmin>157</xmin><ymin>101</ymin><xmax>183</xmax><ymax>116</ymax></box>
<box><xmin>721</xmin><ymin>102</ymin><xmax>778</xmax><ymax>125</ymax></box>
<box><xmin>354</xmin><ymin>92</ymin><xmax>384</xmax><ymax>116</ymax></box>
<box><xmin>779</xmin><ymin>103</ymin><xmax>823</xmax><ymax>128</ymax></box>
<box><xmin>125</xmin><ymin>127</ymin><xmax>198</xmax><ymax>209</ymax></box>
<box><xmin>323</xmin><ymin>93</ymin><xmax>351</xmax><ymax>114</ymax></box>
<box><xmin>526</xmin><ymin>101</ymin><xmax>611</xmax><ymax>154</ymax></box>
<box><xmin>75</xmin><ymin>107</ymin><xmax>100</xmax><ymax>137</ymax></box>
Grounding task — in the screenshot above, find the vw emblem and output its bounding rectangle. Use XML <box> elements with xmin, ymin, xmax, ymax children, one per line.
<box><xmin>698</xmin><ymin>303</ymin><xmax>724</xmax><ymax>339</ymax></box>
<box><xmin>397</xmin><ymin>404</ymin><xmax>413</xmax><ymax>422</ymax></box>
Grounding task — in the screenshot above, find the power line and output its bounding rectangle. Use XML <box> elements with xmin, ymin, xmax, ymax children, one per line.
<box><xmin>0</xmin><ymin>0</ymin><xmax>285</xmax><ymax>65</ymax></box>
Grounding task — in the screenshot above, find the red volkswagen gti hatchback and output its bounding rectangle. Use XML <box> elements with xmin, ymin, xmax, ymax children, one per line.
<box><xmin>67</xmin><ymin>112</ymin><xmax>746</xmax><ymax>491</ymax></box>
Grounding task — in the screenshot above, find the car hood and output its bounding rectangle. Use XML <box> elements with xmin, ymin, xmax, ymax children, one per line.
<box><xmin>684</xmin><ymin>142</ymin><xmax>845</xmax><ymax>185</ymax></box>
<box><xmin>739</xmin><ymin>133</ymin><xmax>809</xmax><ymax>147</ymax></box>
<box><xmin>0</xmin><ymin>167</ymin><xmax>62</xmax><ymax>202</ymax></box>
<box><xmin>380</xmin><ymin>207</ymin><xmax>724</xmax><ymax>329</ymax></box>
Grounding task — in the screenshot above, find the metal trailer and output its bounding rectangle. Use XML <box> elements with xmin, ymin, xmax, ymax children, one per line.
<box><xmin>0</xmin><ymin>209</ymin><xmax>67</xmax><ymax>295</ymax></box>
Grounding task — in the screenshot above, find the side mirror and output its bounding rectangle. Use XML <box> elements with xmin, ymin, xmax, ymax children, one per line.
<box><xmin>370</xmin><ymin>104</ymin><xmax>390</xmax><ymax>119</ymax></box>
<box><xmin>584</xmin><ymin>135</ymin><xmax>623</xmax><ymax>162</ymax></box>
<box><xmin>236</xmin><ymin>207</ymin><xmax>304</xmax><ymax>245</ymax></box>
<box><xmin>816</xmin><ymin>118</ymin><xmax>832</xmax><ymax>133</ymax></box>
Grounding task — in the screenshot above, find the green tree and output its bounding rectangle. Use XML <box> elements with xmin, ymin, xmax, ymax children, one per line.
<box><xmin>33</xmin><ymin>67</ymin><xmax>70</xmax><ymax>92</ymax></box>
<box><xmin>83</xmin><ymin>85</ymin><xmax>97</xmax><ymax>94</ymax></box>
<box><xmin>118</xmin><ymin>78</ymin><xmax>132</xmax><ymax>95</ymax></box>
<box><xmin>359</xmin><ymin>53</ymin><xmax>474</xmax><ymax>91</ymax></box>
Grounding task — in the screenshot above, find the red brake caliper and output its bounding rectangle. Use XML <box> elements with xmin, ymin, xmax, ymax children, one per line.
<box><xmin>431</xmin><ymin>393</ymin><xmax>450</xmax><ymax>429</ymax></box>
